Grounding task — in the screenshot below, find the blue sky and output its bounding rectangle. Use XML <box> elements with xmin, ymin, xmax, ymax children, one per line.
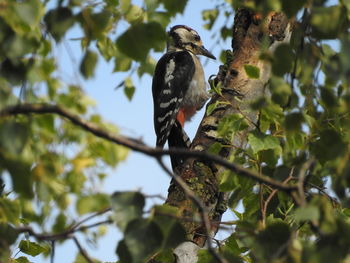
<box><xmin>26</xmin><ymin>0</ymin><xmax>235</xmax><ymax>262</ymax></box>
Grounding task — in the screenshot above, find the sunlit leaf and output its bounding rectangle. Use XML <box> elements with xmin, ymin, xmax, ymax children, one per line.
<box><xmin>19</xmin><ymin>240</ymin><xmax>48</xmax><ymax>257</ymax></box>
<box><xmin>76</xmin><ymin>194</ymin><xmax>110</xmax><ymax>215</ymax></box>
<box><xmin>125</xmin><ymin>5</ymin><xmax>144</xmax><ymax>24</ymax></box>
<box><xmin>14</xmin><ymin>0</ymin><xmax>43</xmax><ymax>28</ymax></box>
<box><xmin>14</xmin><ymin>256</ymin><xmax>31</xmax><ymax>263</ymax></box>
<box><xmin>244</xmin><ymin>64</ymin><xmax>260</xmax><ymax>79</ymax></box>
<box><xmin>248</xmin><ymin>130</ymin><xmax>281</xmax><ymax>154</ymax></box>
<box><xmin>294</xmin><ymin>206</ymin><xmax>320</xmax><ymax>221</ymax></box>
<box><xmin>80</xmin><ymin>50</ymin><xmax>98</xmax><ymax>79</ymax></box>
<box><xmin>123</xmin><ymin>77</ymin><xmax>135</xmax><ymax>101</ymax></box>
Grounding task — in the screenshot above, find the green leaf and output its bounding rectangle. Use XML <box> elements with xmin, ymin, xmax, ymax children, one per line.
<box><xmin>148</xmin><ymin>11</ymin><xmax>171</xmax><ymax>27</ymax></box>
<box><xmin>294</xmin><ymin>206</ymin><xmax>320</xmax><ymax>221</ymax></box>
<box><xmin>116</xmin><ymin>22</ymin><xmax>166</xmax><ymax>61</ymax></box>
<box><xmin>320</xmin><ymin>87</ymin><xmax>338</xmax><ymax>108</ymax></box>
<box><xmin>152</xmin><ymin>249</ymin><xmax>176</xmax><ymax>263</ymax></box>
<box><xmin>272</xmin><ymin>44</ymin><xmax>294</xmax><ymax>76</ymax></box>
<box><xmin>255</xmin><ymin>221</ymin><xmax>291</xmax><ymax>259</ymax></box>
<box><xmin>286</xmin><ymin>132</ymin><xmax>306</xmax><ymax>152</ymax></box>
<box><xmin>44</xmin><ymin>7</ymin><xmax>75</xmax><ymax>42</ymax></box>
<box><xmin>77</xmin><ymin>9</ymin><xmax>112</xmax><ymax>40</ymax></box>
<box><xmin>125</xmin><ymin>5</ymin><xmax>144</xmax><ymax>24</ymax></box>
<box><xmin>19</xmin><ymin>240</ymin><xmax>48</xmax><ymax>257</ymax></box>
<box><xmin>311</xmin><ymin>6</ymin><xmax>347</xmax><ymax>39</ymax></box>
<box><xmin>218</xmin><ymin>114</ymin><xmax>249</xmax><ymax>141</ymax></box>
<box><xmin>117</xmin><ymin>218</ymin><xmax>163</xmax><ymax>263</ymax></box>
<box><xmin>2</xmin><ymin>158</ymin><xmax>33</xmax><ymax>199</ymax></box>
<box><xmin>14</xmin><ymin>256</ymin><xmax>31</xmax><ymax>263</ymax></box>
<box><xmin>269</xmin><ymin>77</ymin><xmax>292</xmax><ymax>106</ymax></box>
<box><xmin>52</xmin><ymin>213</ymin><xmax>67</xmax><ymax>233</ymax></box>
<box><xmin>0</xmin><ymin>198</ymin><xmax>20</xmax><ymax>224</ymax></box>
<box><xmin>73</xmin><ymin>253</ymin><xmax>99</xmax><ymax>263</ymax></box>
<box><xmin>202</xmin><ymin>9</ymin><xmax>219</xmax><ymax>30</ymax></box>
<box><xmin>76</xmin><ymin>193</ymin><xmax>109</xmax><ymax>215</ymax></box>
<box><xmin>123</xmin><ymin>77</ymin><xmax>135</xmax><ymax>101</ymax></box>
<box><xmin>244</xmin><ymin>65</ymin><xmax>260</xmax><ymax>79</ymax></box>
<box><xmin>312</xmin><ymin>129</ymin><xmax>346</xmax><ymax>163</ymax></box>
<box><xmin>220</xmin><ymin>170</ymin><xmax>239</xmax><ymax>192</ymax></box>
<box><xmin>208</xmin><ymin>142</ymin><xmax>223</xmax><ymax>155</ymax></box>
<box><xmin>14</xmin><ymin>0</ymin><xmax>43</xmax><ymax>28</ymax></box>
<box><xmin>281</xmin><ymin>0</ymin><xmax>306</xmax><ymax>17</ymax></box>
<box><xmin>161</xmin><ymin>0</ymin><xmax>188</xmax><ymax>16</ymax></box>
<box><xmin>80</xmin><ymin>50</ymin><xmax>98</xmax><ymax>79</ymax></box>
<box><xmin>0</xmin><ymin>223</ymin><xmax>18</xmax><ymax>245</ymax></box>
<box><xmin>137</xmin><ymin>56</ymin><xmax>156</xmax><ymax>77</ymax></box>
<box><xmin>97</xmin><ymin>37</ymin><xmax>117</xmax><ymax>61</ymax></box>
<box><xmin>259</xmin><ymin>148</ymin><xmax>280</xmax><ymax>167</ymax></box>
<box><xmin>114</xmin><ymin>51</ymin><xmax>132</xmax><ymax>72</ymax></box>
<box><xmin>284</xmin><ymin>112</ymin><xmax>304</xmax><ymax>132</ymax></box>
<box><xmin>206</xmin><ymin>101</ymin><xmax>220</xmax><ymax>115</ymax></box>
<box><xmin>111</xmin><ymin>191</ymin><xmax>145</xmax><ymax>231</ymax></box>
<box><xmin>145</xmin><ymin>0</ymin><xmax>159</xmax><ymax>13</ymax></box>
<box><xmin>0</xmin><ymin>120</ymin><xmax>29</xmax><ymax>156</ymax></box>
<box><xmin>120</xmin><ymin>0</ymin><xmax>131</xmax><ymax>14</ymax></box>
<box><xmin>225</xmin><ymin>234</ymin><xmax>245</xmax><ymax>254</ymax></box>
<box><xmin>248</xmin><ymin>130</ymin><xmax>281</xmax><ymax>154</ymax></box>
<box><xmin>152</xmin><ymin>205</ymin><xmax>185</xmax><ymax>248</ymax></box>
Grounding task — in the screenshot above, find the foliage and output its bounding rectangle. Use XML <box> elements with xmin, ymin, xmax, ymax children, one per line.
<box><xmin>0</xmin><ymin>0</ymin><xmax>177</xmax><ymax>261</ymax></box>
<box><xmin>0</xmin><ymin>0</ymin><xmax>350</xmax><ymax>262</ymax></box>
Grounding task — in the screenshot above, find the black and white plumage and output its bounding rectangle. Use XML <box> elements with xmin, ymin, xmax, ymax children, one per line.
<box><xmin>152</xmin><ymin>25</ymin><xmax>216</xmax><ymax>170</ymax></box>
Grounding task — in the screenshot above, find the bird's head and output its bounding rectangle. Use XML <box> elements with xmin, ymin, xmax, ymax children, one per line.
<box><xmin>167</xmin><ymin>25</ymin><xmax>216</xmax><ymax>59</ymax></box>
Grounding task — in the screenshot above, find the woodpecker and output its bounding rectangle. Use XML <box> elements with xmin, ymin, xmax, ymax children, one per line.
<box><xmin>152</xmin><ymin>25</ymin><xmax>216</xmax><ymax>170</ymax></box>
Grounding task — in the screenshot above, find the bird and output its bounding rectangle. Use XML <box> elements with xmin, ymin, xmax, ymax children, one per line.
<box><xmin>152</xmin><ymin>25</ymin><xmax>216</xmax><ymax>170</ymax></box>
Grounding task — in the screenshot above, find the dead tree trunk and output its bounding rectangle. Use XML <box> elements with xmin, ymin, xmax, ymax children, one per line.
<box><xmin>166</xmin><ymin>8</ymin><xmax>291</xmax><ymax>261</ymax></box>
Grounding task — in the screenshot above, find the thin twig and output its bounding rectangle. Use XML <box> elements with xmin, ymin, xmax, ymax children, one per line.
<box><xmin>145</xmin><ymin>194</ymin><xmax>167</xmax><ymax>201</ymax></box>
<box><xmin>0</xmin><ymin>103</ymin><xmax>297</xmax><ymax>192</ymax></box>
<box><xmin>157</xmin><ymin>158</ymin><xmax>228</xmax><ymax>263</ymax></box>
<box><xmin>16</xmin><ymin>207</ymin><xmax>112</xmax><ymax>242</ymax></box>
<box><xmin>70</xmin><ymin>207</ymin><xmax>111</xmax><ymax>230</ymax></box>
<box><xmin>50</xmin><ymin>241</ymin><xmax>55</xmax><ymax>263</ymax></box>
<box><xmin>73</xmin><ymin>236</ymin><xmax>94</xmax><ymax>263</ymax></box>
<box><xmin>297</xmin><ymin>158</ymin><xmax>315</xmax><ymax>207</ymax></box>
<box><xmin>261</xmin><ymin>167</ymin><xmax>295</xmax><ymax>227</ymax></box>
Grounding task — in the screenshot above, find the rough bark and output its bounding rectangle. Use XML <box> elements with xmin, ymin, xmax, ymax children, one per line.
<box><xmin>167</xmin><ymin>8</ymin><xmax>291</xmax><ymax>259</ymax></box>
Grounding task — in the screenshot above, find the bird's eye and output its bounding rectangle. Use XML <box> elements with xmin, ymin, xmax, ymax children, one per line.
<box><xmin>194</xmin><ymin>35</ymin><xmax>200</xmax><ymax>41</ymax></box>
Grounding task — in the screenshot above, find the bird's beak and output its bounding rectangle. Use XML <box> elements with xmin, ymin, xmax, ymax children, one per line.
<box><xmin>199</xmin><ymin>45</ymin><xmax>216</xmax><ymax>59</ymax></box>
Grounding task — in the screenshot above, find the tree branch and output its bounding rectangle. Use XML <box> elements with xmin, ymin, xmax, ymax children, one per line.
<box><xmin>16</xmin><ymin>207</ymin><xmax>112</xmax><ymax>241</ymax></box>
<box><xmin>73</xmin><ymin>236</ymin><xmax>94</xmax><ymax>263</ymax></box>
<box><xmin>0</xmin><ymin>103</ymin><xmax>296</xmax><ymax>192</ymax></box>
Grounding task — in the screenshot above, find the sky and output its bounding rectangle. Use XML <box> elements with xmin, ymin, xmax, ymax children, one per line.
<box><xmin>24</xmin><ymin>0</ymin><xmax>236</xmax><ymax>262</ymax></box>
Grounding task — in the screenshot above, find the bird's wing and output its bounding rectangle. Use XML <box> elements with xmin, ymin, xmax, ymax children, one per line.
<box><xmin>152</xmin><ymin>51</ymin><xmax>195</xmax><ymax>147</ymax></box>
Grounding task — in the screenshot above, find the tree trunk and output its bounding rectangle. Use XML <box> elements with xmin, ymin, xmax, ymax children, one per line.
<box><xmin>167</xmin><ymin>8</ymin><xmax>292</xmax><ymax>261</ymax></box>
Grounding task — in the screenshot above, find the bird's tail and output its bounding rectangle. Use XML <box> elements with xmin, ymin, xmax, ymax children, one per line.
<box><xmin>168</xmin><ymin>120</ymin><xmax>191</xmax><ymax>172</ymax></box>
